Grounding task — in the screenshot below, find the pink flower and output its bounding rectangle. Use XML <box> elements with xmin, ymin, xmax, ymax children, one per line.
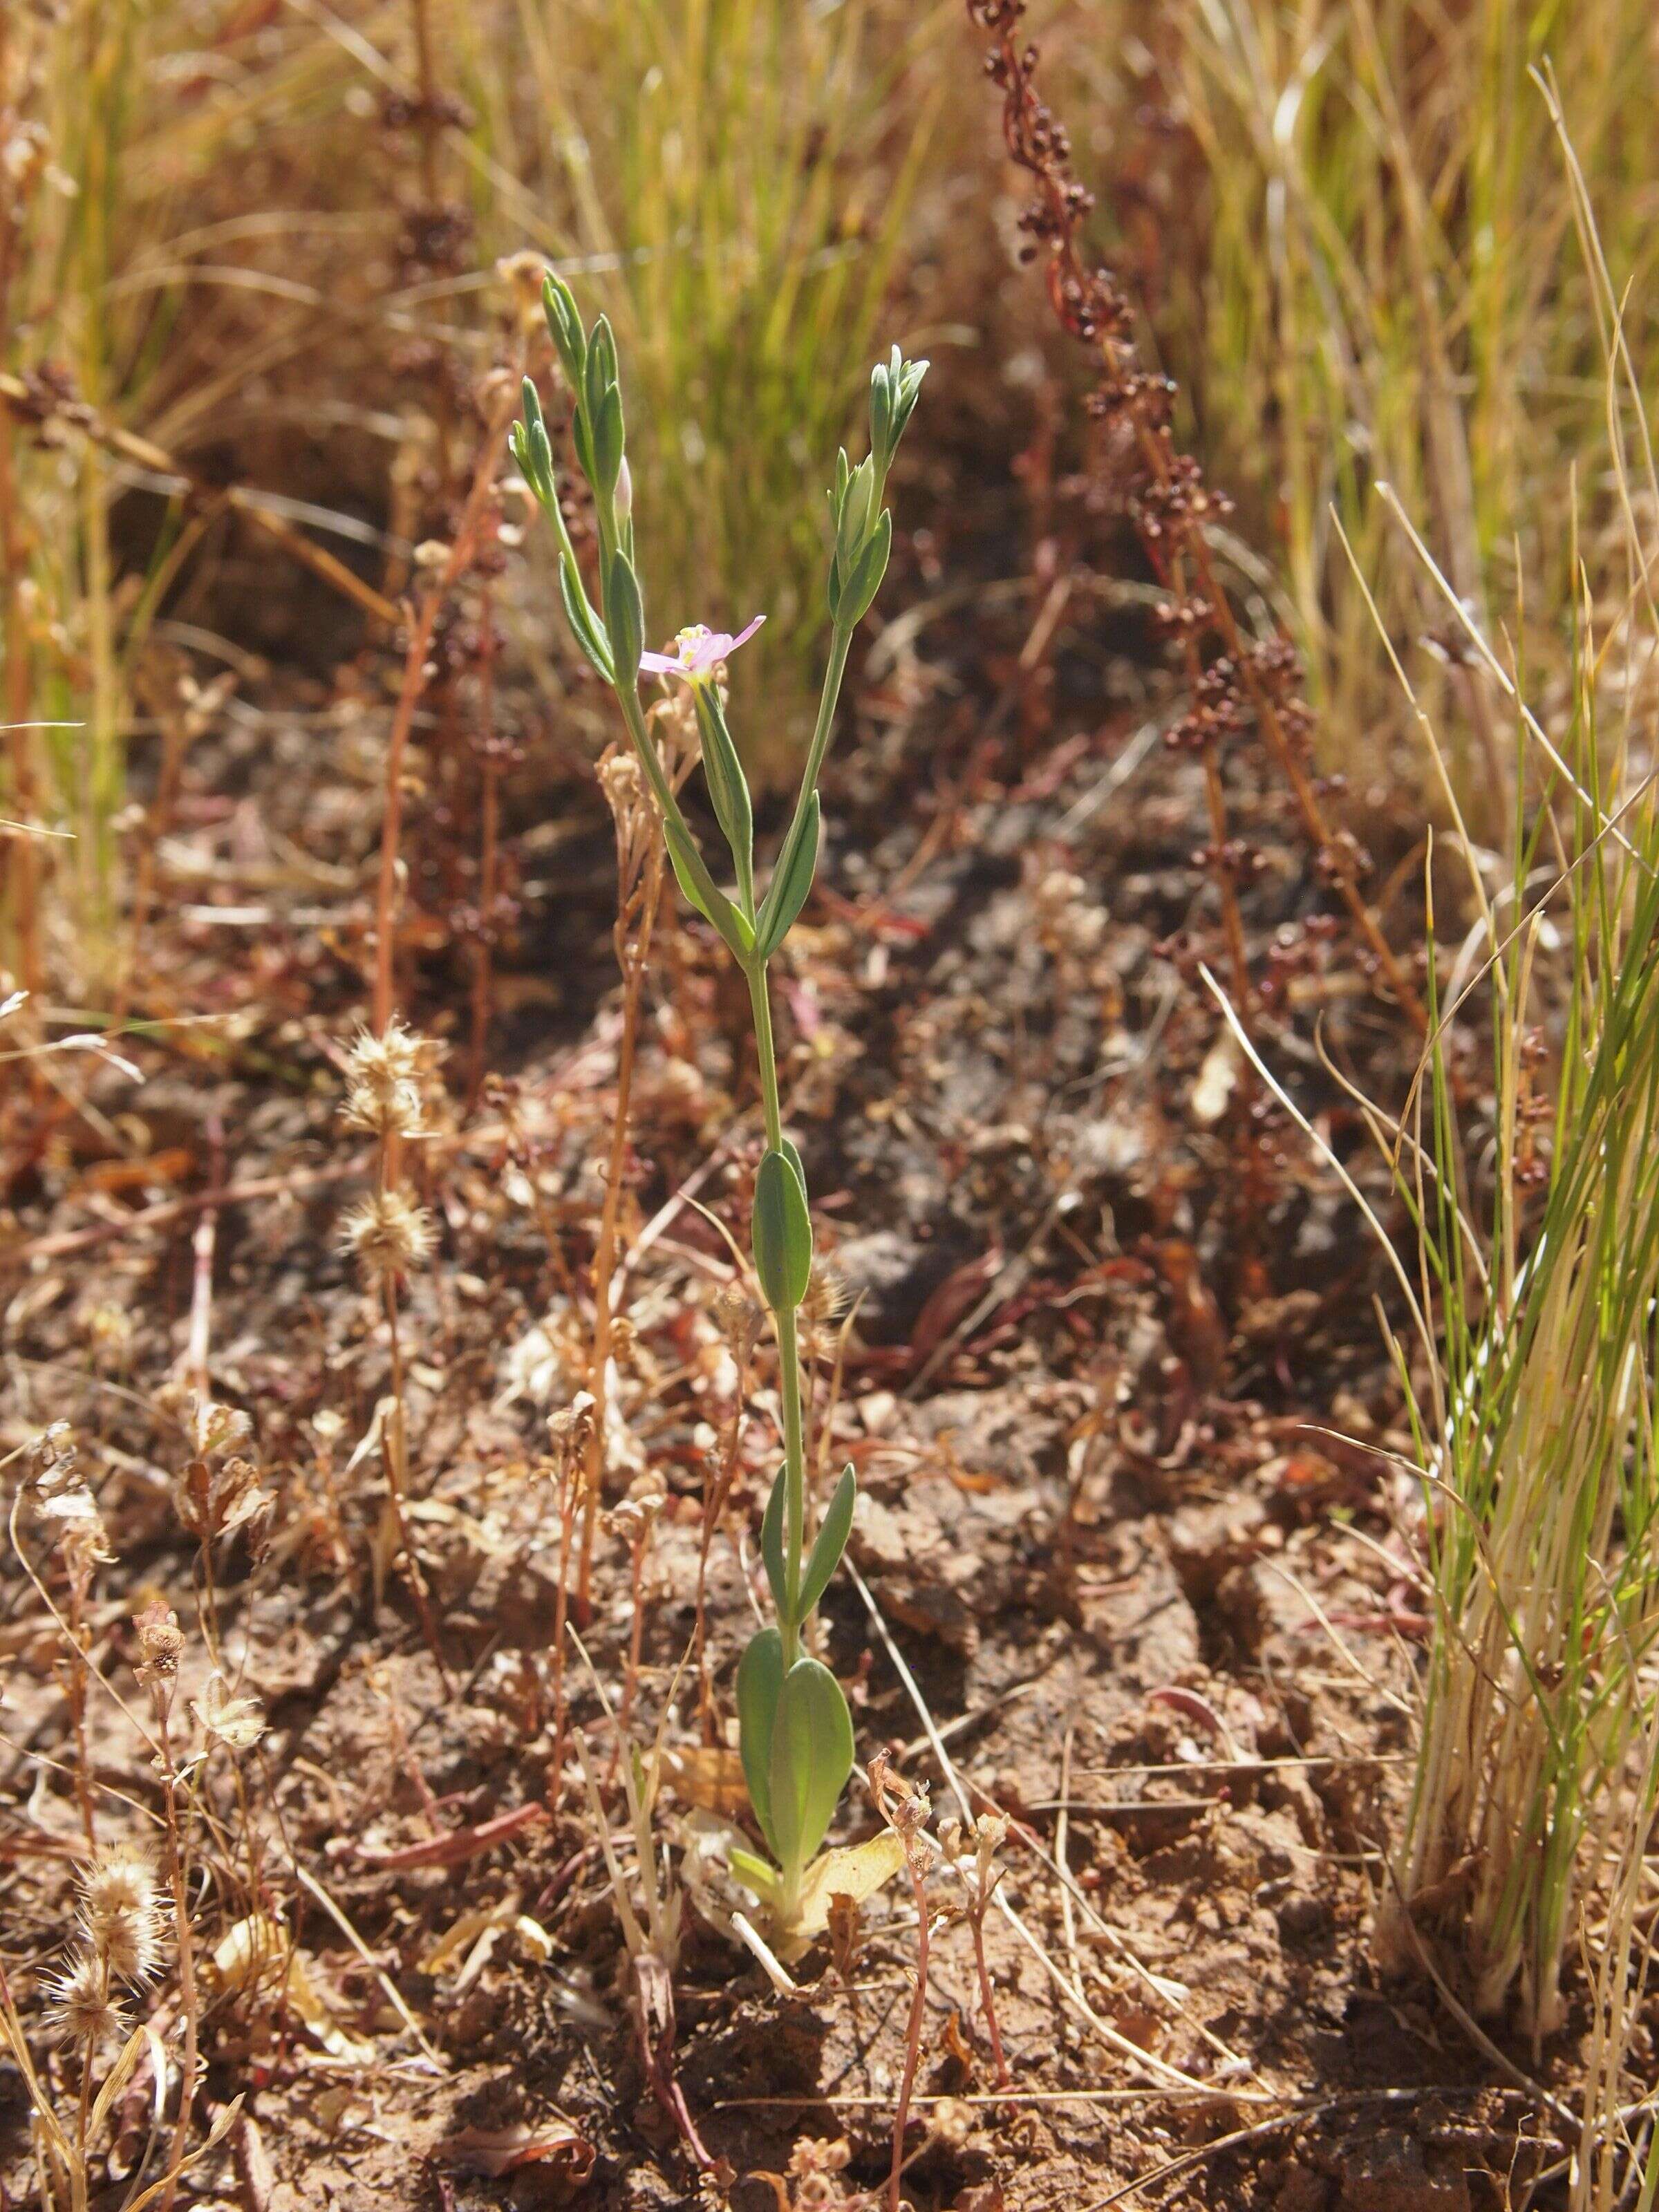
<box><xmin>638</xmin><ymin>617</ymin><xmax>765</xmax><ymax>685</ymax></box>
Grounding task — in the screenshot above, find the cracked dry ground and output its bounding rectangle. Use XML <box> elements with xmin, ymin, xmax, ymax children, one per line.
<box><xmin>4</xmin><ymin>636</ymin><xmax>1539</xmax><ymax>2211</ymax></box>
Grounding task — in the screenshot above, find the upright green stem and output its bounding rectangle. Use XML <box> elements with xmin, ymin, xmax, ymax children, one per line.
<box><xmin>776</xmin><ymin>623</ymin><xmax>854</xmax><ymax>866</ymax></box>
<box><xmin>747</xmin><ymin>958</ymin><xmax>807</xmax><ymax>1669</ymax></box>
<box><xmin>747</xmin><ymin>960</ymin><xmax>784</xmax><ymax>1150</ymax></box>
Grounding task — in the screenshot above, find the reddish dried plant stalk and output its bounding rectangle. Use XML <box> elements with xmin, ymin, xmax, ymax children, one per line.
<box><xmin>968</xmin><ymin>0</ymin><xmax>1425</xmax><ymax>1029</ymax></box>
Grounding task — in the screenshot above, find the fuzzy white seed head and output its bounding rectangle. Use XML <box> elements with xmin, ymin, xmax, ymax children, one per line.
<box><xmin>81</xmin><ymin>1844</ymin><xmax>162</xmax><ymax>1986</ymax></box>
<box><xmin>44</xmin><ymin>1952</ymin><xmax>126</xmax><ymax>2045</ymax></box>
<box><xmin>341</xmin><ymin>1189</ymin><xmax>438</xmax><ymax>1282</ymax></box>
<box><xmin>341</xmin><ymin>1018</ymin><xmax>431</xmax><ymax>1139</ymax></box>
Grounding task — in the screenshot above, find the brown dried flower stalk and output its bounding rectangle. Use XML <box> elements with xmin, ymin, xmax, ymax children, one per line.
<box><xmin>967</xmin><ymin>0</ymin><xmax>1425</xmax><ymax>1029</ymax></box>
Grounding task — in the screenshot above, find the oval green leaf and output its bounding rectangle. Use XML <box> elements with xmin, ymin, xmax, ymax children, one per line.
<box><xmin>755</xmin><ymin>791</ymin><xmax>820</xmax><ymax>960</ymax></box>
<box><xmin>693</xmin><ymin>685</ymin><xmax>753</xmax><ymax>885</ymax></box>
<box><xmin>582</xmin><ymin>315</ymin><xmax>617</xmax><ymax>426</ymax></box>
<box><xmin>736</xmin><ymin>1627</ymin><xmax>785</xmax><ymax>1858</ymax></box>
<box><xmin>839</xmin><ymin>507</ymin><xmax>892</xmax><ymax>626</ymax></box>
<box><xmin>760</xmin><ymin>1464</ymin><xmax>791</xmax><ymax>1623</ymax></box>
<box><xmin>797</xmin><ymin>1463</ymin><xmax>856</xmax><ymax>1623</ymax></box>
<box><xmin>541</xmin><ymin>272</ymin><xmax>586</xmax><ymax>386</ymax></box>
<box><xmin>592</xmin><ymin>384</ymin><xmax>624</xmax><ymax>496</ymax></box>
<box><xmin>606</xmin><ymin>548</ymin><xmax>644</xmax><ymax>686</ymax></box>
<box><xmin>662</xmin><ymin>817</ymin><xmax>753</xmax><ymax>959</ymax></box>
<box><xmin>559</xmin><ymin>556</ymin><xmax>613</xmax><ymax>682</ymax></box>
<box><xmin>768</xmin><ymin>1658</ymin><xmax>854</xmax><ymax>1877</ymax></box>
<box><xmin>753</xmin><ymin>1147</ymin><xmax>812</xmax><ymax>1313</ymax></box>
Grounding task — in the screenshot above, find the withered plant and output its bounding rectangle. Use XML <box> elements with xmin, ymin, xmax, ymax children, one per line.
<box><xmin>339</xmin><ymin>1018</ymin><xmax>449</xmax><ymax>1680</ymax></box>
<box><xmin>966</xmin><ymin>0</ymin><xmax>1425</xmax><ymax>1032</ymax></box>
<box><xmin>870</xmin><ymin>1754</ymin><xmax>940</xmax><ymax>2212</ymax></box>
<box><xmin>580</xmin><ymin>712</ymin><xmax>697</xmax><ymax>1611</ymax></box>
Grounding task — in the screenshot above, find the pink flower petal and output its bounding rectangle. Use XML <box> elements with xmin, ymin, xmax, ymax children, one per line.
<box><xmin>638</xmin><ymin>616</ymin><xmax>767</xmax><ymax>685</ymax></box>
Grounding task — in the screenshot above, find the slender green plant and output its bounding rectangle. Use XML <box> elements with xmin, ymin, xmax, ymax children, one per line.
<box><xmin>1374</xmin><ymin>105</ymin><xmax>1659</xmax><ymax>2043</ymax></box>
<box><xmin>468</xmin><ymin>0</ymin><xmax>944</xmax><ymax>753</ymax></box>
<box><xmin>513</xmin><ymin>273</ymin><xmax>924</xmax><ymax>1927</ymax></box>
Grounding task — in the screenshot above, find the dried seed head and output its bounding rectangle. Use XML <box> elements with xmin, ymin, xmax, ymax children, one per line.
<box><xmin>344</xmin><ymin>1075</ymin><xmax>425</xmax><ymax>1141</ymax></box>
<box><xmin>340</xmin><ymin>1188</ymin><xmax>437</xmax><ymax>1282</ymax></box>
<box><xmin>649</xmin><ymin>684</ymin><xmax>701</xmax><ymax>791</ymax></box>
<box><xmin>174</xmin><ymin>1450</ymin><xmax>270</xmax><ymax>1544</ymax></box>
<box><xmin>547</xmin><ymin>1392</ymin><xmax>596</xmax><ymax>1469</ymax></box>
<box><xmin>939</xmin><ymin>1810</ymin><xmax>1008</xmax><ymax>1911</ymax></box>
<box><xmin>787</xmin><ymin>2135</ymin><xmax>852</xmax><ymax>2209</ymax></box>
<box><xmin>496</xmin><ymin>249</ymin><xmax>546</xmax><ymax>333</ymax></box>
<box><xmin>35</xmin><ymin>1483</ymin><xmax>111</xmax><ymax>1579</ymax></box>
<box><xmin>81</xmin><ymin>1845</ymin><xmax>161</xmax><ymax>1986</ymax></box>
<box><xmin>868</xmin><ymin>1752</ymin><xmax>937</xmax><ymax>1881</ymax></box>
<box><xmin>799</xmin><ymin>1259</ymin><xmax>847</xmax><ymax>1331</ymax></box>
<box><xmin>28</xmin><ymin>1421</ymin><xmax>77</xmax><ymax>1497</ymax></box>
<box><xmin>158</xmin><ymin>1385</ymin><xmax>254</xmax><ymax>1465</ymax></box>
<box><xmin>596</xmin><ymin>744</ymin><xmax>647</xmax><ymax>821</ymax></box>
<box><xmin>349</xmin><ymin>1015</ymin><xmax>424</xmax><ymax>1088</ymax></box>
<box><xmin>713</xmin><ymin>1279</ymin><xmax>762</xmax><ymax>1364</ymax></box>
<box><xmin>341</xmin><ymin>1017</ymin><xmax>432</xmax><ymax>1139</ymax></box>
<box><xmin>597</xmin><ymin>744</ymin><xmax>656</xmax><ymax>896</ymax></box>
<box><xmin>44</xmin><ymin>1952</ymin><xmax>125</xmax><ymax>2045</ymax></box>
<box><xmin>604</xmin><ymin>1476</ymin><xmax>666</xmax><ymax>1548</ymax></box>
<box><xmin>161</xmin><ymin>1389</ymin><xmax>269</xmax><ymax>1542</ymax></box>
<box><xmin>133</xmin><ymin>1600</ymin><xmax>184</xmax><ymax>1692</ymax></box>
<box><xmin>83</xmin><ymin>1844</ymin><xmax>158</xmax><ymax>1927</ymax></box>
<box><xmin>191</xmin><ymin>1671</ymin><xmax>265</xmax><ymax>1752</ymax></box>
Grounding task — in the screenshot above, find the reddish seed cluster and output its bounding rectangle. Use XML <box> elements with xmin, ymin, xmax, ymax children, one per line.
<box><xmin>967</xmin><ymin>0</ymin><xmax>1425</xmax><ymax>1028</ymax></box>
<box><xmin>379</xmin><ymin>89</ymin><xmax>472</xmax><ymax>135</ymax></box>
<box><xmin>380</xmin><ymin>84</ymin><xmax>476</xmax><ymax>279</ymax></box>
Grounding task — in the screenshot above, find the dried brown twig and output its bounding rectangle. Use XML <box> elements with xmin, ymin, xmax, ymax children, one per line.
<box><xmin>370</xmin><ymin>373</ymin><xmax>516</xmax><ymax>1037</ymax></box>
<box><xmin>870</xmin><ymin>1754</ymin><xmax>939</xmax><ymax>2212</ymax></box>
<box><xmin>578</xmin><ymin>730</ymin><xmax>678</xmax><ymax>1609</ymax></box>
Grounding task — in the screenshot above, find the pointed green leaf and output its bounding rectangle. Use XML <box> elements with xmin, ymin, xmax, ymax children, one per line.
<box><xmin>508</xmin><ymin>420</ymin><xmax>536</xmax><ymax>499</ymax></box>
<box><xmin>869</xmin><ymin>359</ymin><xmax>893</xmax><ymax>469</ymax></box>
<box><xmin>527</xmin><ymin>413</ymin><xmax>554</xmax><ymax>485</ymax></box>
<box><xmin>835</xmin><ymin>456</ymin><xmax>878</xmax><ymax>574</ymax></box>
<box><xmin>753</xmin><ymin>1147</ymin><xmax>812</xmax><ymax>1313</ymax></box>
<box><xmin>761</xmin><ymin>1465</ymin><xmax>791</xmax><ymax>1623</ymax></box>
<box><xmin>607</xmin><ymin>549</ymin><xmax>644</xmax><ymax>687</ymax></box>
<box><xmin>871</xmin><ymin>348</ymin><xmax>928</xmax><ymax>475</ymax></box>
<box><xmin>559</xmin><ymin>556</ymin><xmax>613</xmax><ymax>682</ymax></box>
<box><xmin>592</xmin><ymin>383</ymin><xmax>624</xmax><ymax>496</ymax></box>
<box><xmin>527</xmin><ymin>421</ymin><xmax>559</xmax><ymax>514</ymax></box>
<box><xmin>754</xmin><ymin>791</ymin><xmax>820</xmax><ymax>959</ymax></box>
<box><xmin>662</xmin><ymin>816</ymin><xmax>753</xmax><ymax>959</ymax></box>
<box><xmin>542</xmin><ymin>272</ymin><xmax>586</xmax><ymax>386</ymax></box>
<box><xmin>838</xmin><ymin>507</ymin><xmax>892</xmax><ymax>626</ymax></box>
<box><xmin>797</xmin><ymin>1464</ymin><xmax>856</xmax><ymax>1623</ymax></box>
<box><xmin>571</xmin><ymin>403</ymin><xmax>597</xmax><ymax>491</ymax></box>
<box><xmin>693</xmin><ymin>685</ymin><xmax>753</xmax><ymax>885</ymax></box>
<box><xmin>583</xmin><ymin>316</ymin><xmax>617</xmax><ymax>431</ymax></box>
<box><xmin>512</xmin><ymin>389</ymin><xmax>556</xmax><ymax>511</ymax></box>
<box><xmin>737</xmin><ymin>1628</ymin><xmax>785</xmax><ymax>1856</ymax></box>
<box><xmin>769</xmin><ymin>1658</ymin><xmax>854</xmax><ymax>1875</ymax></box>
